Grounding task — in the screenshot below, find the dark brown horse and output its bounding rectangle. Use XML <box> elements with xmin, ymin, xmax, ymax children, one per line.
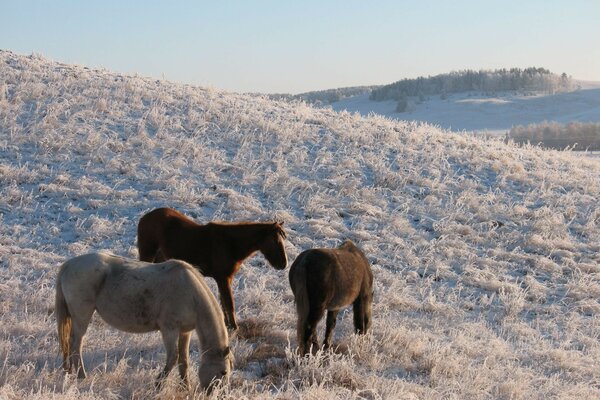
<box><xmin>137</xmin><ymin>207</ymin><xmax>288</xmax><ymax>330</ymax></box>
<box><xmin>289</xmin><ymin>240</ymin><xmax>373</xmax><ymax>355</ymax></box>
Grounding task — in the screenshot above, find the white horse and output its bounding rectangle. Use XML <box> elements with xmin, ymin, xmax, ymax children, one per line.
<box><xmin>55</xmin><ymin>252</ymin><xmax>233</xmax><ymax>391</ymax></box>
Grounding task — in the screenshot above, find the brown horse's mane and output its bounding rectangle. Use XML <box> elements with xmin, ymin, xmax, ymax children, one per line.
<box><xmin>205</xmin><ymin>221</ymin><xmax>273</xmax><ymax>227</ymax></box>
<box><xmin>205</xmin><ymin>221</ymin><xmax>287</xmax><ymax>239</ymax></box>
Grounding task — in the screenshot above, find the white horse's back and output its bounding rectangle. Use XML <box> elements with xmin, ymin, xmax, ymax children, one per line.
<box><xmin>58</xmin><ymin>252</ymin><xmax>215</xmax><ymax>333</ymax></box>
<box><xmin>58</xmin><ymin>252</ymin><xmax>115</xmax><ymax>298</ymax></box>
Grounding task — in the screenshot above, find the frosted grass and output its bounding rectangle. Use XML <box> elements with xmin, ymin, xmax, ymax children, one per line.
<box><xmin>0</xmin><ymin>50</ymin><xmax>599</xmax><ymax>399</ymax></box>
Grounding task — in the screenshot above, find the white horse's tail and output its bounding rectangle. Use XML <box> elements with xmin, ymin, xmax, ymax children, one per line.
<box><xmin>290</xmin><ymin>256</ymin><xmax>310</xmax><ymax>352</ymax></box>
<box><xmin>55</xmin><ymin>271</ymin><xmax>72</xmax><ymax>371</ymax></box>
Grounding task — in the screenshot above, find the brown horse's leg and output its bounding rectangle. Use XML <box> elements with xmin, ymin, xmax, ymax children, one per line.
<box><xmin>303</xmin><ymin>305</ymin><xmax>325</xmax><ymax>355</ymax></box>
<box><xmin>177</xmin><ymin>332</ymin><xmax>192</xmax><ymax>389</ymax></box>
<box><xmin>217</xmin><ymin>277</ymin><xmax>238</xmax><ymax>331</ymax></box>
<box><xmin>323</xmin><ymin>310</ymin><xmax>338</xmax><ymax>350</ymax></box>
<box><xmin>353</xmin><ymin>294</ymin><xmax>370</xmax><ymax>334</ymax></box>
<box><xmin>155</xmin><ymin>328</ymin><xmax>179</xmax><ymax>390</ymax></box>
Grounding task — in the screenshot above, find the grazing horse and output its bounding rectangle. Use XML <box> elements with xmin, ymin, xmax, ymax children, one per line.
<box><xmin>289</xmin><ymin>240</ymin><xmax>373</xmax><ymax>355</ymax></box>
<box><xmin>55</xmin><ymin>253</ymin><xmax>233</xmax><ymax>392</ymax></box>
<box><xmin>137</xmin><ymin>207</ymin><xmax>288</xmax><ymax>330</ymax></box>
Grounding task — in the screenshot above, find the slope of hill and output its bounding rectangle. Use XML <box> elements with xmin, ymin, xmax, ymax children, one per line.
<box><xmin>1</xmin><ymin>50</ymin><xmax>600</xmax><ymax>399</ymax></box>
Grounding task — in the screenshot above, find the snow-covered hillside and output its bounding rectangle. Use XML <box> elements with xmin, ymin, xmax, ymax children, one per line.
<box><xmin>330</xmin><ymin>83</ymin><xmax>600</xmax><ymax>135</ymax></box>
<box><xmin>1</xmin><ymin>50</ymin><xmax>599</xmax><ymax>399</ymax></box>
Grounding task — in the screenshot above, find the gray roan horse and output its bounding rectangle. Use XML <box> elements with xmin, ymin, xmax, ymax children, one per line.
<box><xmin>55</xmin><ymin>253</ymin><xmax>233</xmax><ymax>391</ymax></box>
<box><xmin>289</xmin><ymin>240</ymin><xmax>374</xmax><ymax>355</ymax></box>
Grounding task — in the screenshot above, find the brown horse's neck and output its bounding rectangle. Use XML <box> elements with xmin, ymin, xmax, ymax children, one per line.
<box><xmin>206</xmin><ymin>222</ymin><xmax>272</xmax><ymax>260</ymax></box>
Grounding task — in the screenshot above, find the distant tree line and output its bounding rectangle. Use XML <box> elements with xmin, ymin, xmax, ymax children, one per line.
<box><xmin>370</xmin><ymin>68</ymin><xmax>575</xmax><ymax>102</ymax></box>
<box><xmin>508</xmin><ymin>121</ymin><xmax>600</xmax><ymax>151</ymax></box>
<box><xmin>269</xmin><ymin>86</ymin><xmax>380</xmax><ymax>105</ymax></box>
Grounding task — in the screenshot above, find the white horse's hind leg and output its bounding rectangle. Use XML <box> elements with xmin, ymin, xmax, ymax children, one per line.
<box><xmin>177</xmin><ymin>332</ymin><xmax>192</xmax><ymax>389</ymax></box>
<box><xmin>155</xmin><ymin>328</ymin><xmax>179</xmax><ymax>390</ymax></box>
<box><xmin>68</xmin><ymin>302</ymin><xmax>95</xmax><ymax>379</ymax></box>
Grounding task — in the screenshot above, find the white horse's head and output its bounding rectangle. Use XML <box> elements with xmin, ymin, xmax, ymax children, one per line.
<box><xmin>198</xmin><ymin>347</ymin><xmax>234</xmax><ymax>393</ymax></box>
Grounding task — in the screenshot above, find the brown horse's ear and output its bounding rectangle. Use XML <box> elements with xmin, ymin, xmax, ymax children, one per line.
<box><xmin>273</xmin><ymin>221</ymin><xmax>287</xmax><ymax>238</ymax></box>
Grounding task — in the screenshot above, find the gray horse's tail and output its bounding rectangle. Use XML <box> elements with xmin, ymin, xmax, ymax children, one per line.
<box><xmin>290</xmin><ymin>257</ymin><xmax>309</xmax><ymax>352</ymax></box>
<box><xmin>55</xmin><ymin>272</ymin><xmax>72</xmax><ymax>371</ymax></box>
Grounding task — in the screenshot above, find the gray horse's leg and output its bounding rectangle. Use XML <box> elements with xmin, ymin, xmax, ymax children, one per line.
<box><xmin>155</xmin><ymin>328</ymin><xmax>180</xmax><ymax>390</ymax></box>
<box><xmin>68</xmin><ymin>302</ymin><xmax>95</xmax><ymax>379</ymax></box>
<box><xmin>323</xmin><ymin>310</ymin><xmax>338</xmax><ymax>350</ymax></box>
<box><xmin>177</xmin><ymin>332</ymin><xmax>192</xmax><ymax>389</ymax></box>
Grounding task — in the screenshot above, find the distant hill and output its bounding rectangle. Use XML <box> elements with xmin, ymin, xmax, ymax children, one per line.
<box><xmin>269</xmin><ymin>85</ymin><xmax>380</xmax><ymax>105</ymax></box>
<box><xmin>370</xmin><ymin>67</ymin><xmax>575</xmax><ymax>102</ymax></box>
<box><xmin>327</xmin><ymin>83</ymin><xmax>600</xmax><ymax>138</ymax></box>
<box><xmin>272</xmin><ymin>68</ymin><xmax>575</xmax><ymax>108</ymax></box>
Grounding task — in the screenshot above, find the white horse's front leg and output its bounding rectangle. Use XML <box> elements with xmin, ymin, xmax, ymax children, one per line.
<box><xmin>155</xmin><ymin>328</ymin><xmax>179</xmax><ymax>390</ymax></box>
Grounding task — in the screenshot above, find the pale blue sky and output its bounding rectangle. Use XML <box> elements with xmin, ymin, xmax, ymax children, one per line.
<box><xmin>1</xmin><ymin>1</ymin><xmax>599</xmax><ymax>93</ymax></box>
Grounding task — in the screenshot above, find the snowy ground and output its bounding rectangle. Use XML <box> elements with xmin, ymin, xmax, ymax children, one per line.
<box><xmin>1</xmin><ymin>50</ymin><xmax>599</xmax><ymax>399</ymax></box>
<box><xmin>330</xmin><ymin>82</ymin><xmax>600</xmax><ymax>135</ymax></box>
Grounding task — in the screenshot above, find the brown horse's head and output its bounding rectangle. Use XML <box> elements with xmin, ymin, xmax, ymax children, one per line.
<box><xmin>259</xmin><ymin>222</ymin><xmax>288</xmax><ymax>270</ymax></box>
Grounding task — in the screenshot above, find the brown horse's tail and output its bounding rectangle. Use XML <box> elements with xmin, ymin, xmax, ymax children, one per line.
<box><xmin>289</xmin><ymin>255</ymin><xmax>310</xmax><ymax>351</ymax></box>
<box><xmin>55</xmin><ymin>273</ymin><xmax>72</xmax><ymax>371</ymax></box>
